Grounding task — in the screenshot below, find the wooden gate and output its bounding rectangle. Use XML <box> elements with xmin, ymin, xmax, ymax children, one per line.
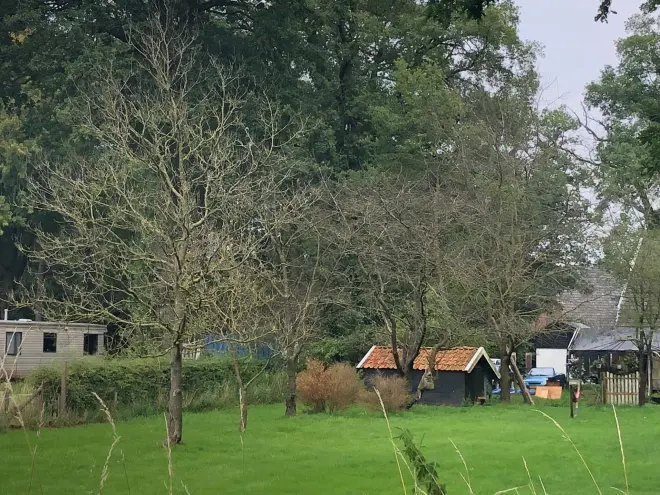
<box><xmin>601</xmin><ymin>372</ymin><xmax>640</xmax><ymax>406</ymax></box>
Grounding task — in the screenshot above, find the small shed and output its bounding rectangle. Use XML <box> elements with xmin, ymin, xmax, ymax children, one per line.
<box><xmin>356</xmin><ymin>346</ymin><xmax>500</xmax><ymax>406</ymax></box>
<box><xmin>1</xmin><ymin>320</ymin><xmax>107</xmax><ymax>378</ymax></box>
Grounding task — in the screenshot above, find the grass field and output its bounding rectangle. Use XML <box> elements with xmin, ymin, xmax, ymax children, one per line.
<box><xmin>1</xmin><ymin>402</ymin><xmax>659</xmax><ymax>494</ymax></box>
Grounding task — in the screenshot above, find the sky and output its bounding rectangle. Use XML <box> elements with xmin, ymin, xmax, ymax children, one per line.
<box><xmin>514</xmin><ymin>1</ymin><xmax>647</xmax><ymax>236</ymax></box>
<box><xmin>515</xmin><ymin>0</ymin><xmax>641</xmax><ymax>115</ymax></box>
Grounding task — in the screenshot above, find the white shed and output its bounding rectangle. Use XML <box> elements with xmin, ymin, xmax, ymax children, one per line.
<box><xmin>0</xmin><ymin>320</ymin><xmax>107</xmax><ymax>377</ymax></box>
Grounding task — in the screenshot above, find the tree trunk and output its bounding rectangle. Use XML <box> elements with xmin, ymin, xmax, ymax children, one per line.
<box><xmin>648</xmin><ymin>342</ymin><xmax>654</xmax><ymax>397</ymax></box>
<box><xmin>230</xmin><ymin>347</ymin><xmax>248</xmax><ymax>432</ymax></box>
<box><xmin>285</xmin><ymin>356</ymin><xmax>297</xmax><ymax>417</ymax></box>
<box><xmin>167</xmin><ymin>342</ymin><xmax>183</xmax><ymax>445</ymax></box>
<box><xmin>238</xmin><ymin>385</ymin><xmax>248</xmax><ymax>432</ymax></box>
<box><xmin>500</xmin><ymin>353</ymin><xmax>511</xmax><ymax>402</ymax></box>
<box><xmin>639</xmin><ymin>349</ymin><xmax>648</xmax><ymax>407</ymax></box>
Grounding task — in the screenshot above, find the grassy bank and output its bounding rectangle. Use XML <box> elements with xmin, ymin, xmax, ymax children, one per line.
<box><xmin>0</xmin><ymin>401</ymin><xmax>659</xmax><ymax>494</ymax></box>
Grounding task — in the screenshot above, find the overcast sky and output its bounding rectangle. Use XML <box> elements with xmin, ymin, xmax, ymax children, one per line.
<box><xmin>516</xmin><ymin>0</ymin><xmax>641</xmax><ymax>114</ymax></box>
<box><xmin>514</xmin><ymin>1</ymin><xmax>648</xmax><ymax>233</ymax></box>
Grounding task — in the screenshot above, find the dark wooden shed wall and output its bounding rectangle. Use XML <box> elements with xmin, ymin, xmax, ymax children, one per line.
<box><xmin>415</xmin><ymin>370</ymin><xmax>466</xmax><ymax>406</ymax></box>
<box><xmin>465</xmin><ymin>359</ymin><xmax>493</xmax><ymax>402</ymax></box>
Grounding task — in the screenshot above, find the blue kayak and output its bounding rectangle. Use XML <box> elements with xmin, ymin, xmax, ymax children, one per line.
<box><xmin>492</xmin><ymin>387</ymin><xmax>535</xmax><ymax>395</ymax></box>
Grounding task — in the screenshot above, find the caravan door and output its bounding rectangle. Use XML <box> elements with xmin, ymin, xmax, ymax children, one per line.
<box><xmin>536</xmin><ymin>349</ymin><xmax>567</xmax><ymax>376</ymax></box>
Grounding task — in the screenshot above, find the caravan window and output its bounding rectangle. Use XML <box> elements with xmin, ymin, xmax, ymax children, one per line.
<box><xmin>43</xmin><ymin>333</ymin><xmax>57</xmax><ymax>353</ymax></box>
<box><xmin>84</xmin><ymin>334</ymin><xmax>99</xmax><ymax>355</ymax></box>
<box><xmin>5</xmin><ymin>332</ymin><xmax>22</xmax><ymax>356</ymax></box>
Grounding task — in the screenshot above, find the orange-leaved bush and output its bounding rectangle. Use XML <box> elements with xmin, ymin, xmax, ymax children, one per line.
<box><xmin>296</xmin><ymin>359</ymin><xmax>361</xmax><ymax>413</ymax></box>
<box><xmin>296</xmin><ymin>359</ymin><xmax>327</xmax><ymax>413</ymax></box>
<box><xmin>359</xmin><ymin>375</ymin><xmax>412</xmax><ymax>412</ymax></box>
<box><xmin>324</xmin><ymin>362</ymin><xmax>362</xmax><ymax>413</ymax></box>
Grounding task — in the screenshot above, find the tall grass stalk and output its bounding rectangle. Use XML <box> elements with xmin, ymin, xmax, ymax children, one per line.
<box><xmin>611</xmin><ymin>405</ymin><xmax>629</xmax><ymax>495</ymax></box>
<box><xmin>1</xmin><ymin>354</ymin><xmax>44</xmax><ymax>495</ymax></box>
<box><xmin>93</xmin><ymin>392</ymin><xmax>130</xmax><ymax>495</ymax></box>
<box><xmin>449</xmin><ymin>438</ymin><xmax>474</xmax><ymax>495</ymax></box>
<box><xmin>163</xmin><ymin>413</ymin><xmax>174</xmax><ymax>495</ymax></box>
<box><xmin>522</xmin><ymin>456</ymin><xmax>536</xmax><ymax>495</ymax></box>
<box><xmin>533</xmin><ymin>409</ymin><xmax>603</xmax><ymax>495</ymax></box>
<box><xmin>374</xmin><ymin>388</ymin><xmax>408</xmax><ymax>495</ymax></box>
<box><xmin>537</xmin><ymin>475</ymin><xmax>548</xmax><ymax>495</ymax></box>
<box><xmin>493</xmin><ymin>487</ymin><xmax>526</xmax><ymax>494</ymax></box>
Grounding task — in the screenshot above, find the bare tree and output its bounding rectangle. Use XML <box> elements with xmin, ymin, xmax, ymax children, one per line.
<box><xmin>251</xmin><ymin>194</ymin><xmax>342</xmax><ymax>416</ymax></box>
<box><xmin>449</xmin><ymin>189</ymin><xmax>578</xmax><ymax>402</ymax></box>
<box><xmin>442</xmin><ymin>90</ymin><xmax>590</xmax><ymax>402</ymax></box>
<box><xmin>20</xmin><ymin>10</ymin><xmax>303</xmax><ymax>444</ymax></box>
<box><xmin>330</xmin><ymin>173</ymin><xmax>459</xmax><ymax>380</ymax></box>
<box><xmin>198</xmin><ymin>268</ymin><xmax>275</xmax><ymax>432</ymax></box>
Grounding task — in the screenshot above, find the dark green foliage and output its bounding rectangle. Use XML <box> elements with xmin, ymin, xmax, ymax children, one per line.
<box><xmin>26</xmin><ymin>356</ymin><xmax>281</xmax><ymax>415</ymax></box>
<box><xmin>398</xmin><ymin>429</ymin><xmax>447</xmax><ymax>495</ymax></box>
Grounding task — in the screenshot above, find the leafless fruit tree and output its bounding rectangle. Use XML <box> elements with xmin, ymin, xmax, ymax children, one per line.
<box><xmin>21</xmin><ymin>9</ymin><xmax>304</xmax><ymax>444</ymax></box>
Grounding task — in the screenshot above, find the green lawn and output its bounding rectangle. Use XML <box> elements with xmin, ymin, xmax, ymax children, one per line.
<box><xmin>1</xmin><ymin>402</ymin><xmax>659</xmax><ymax>494</ymax></box>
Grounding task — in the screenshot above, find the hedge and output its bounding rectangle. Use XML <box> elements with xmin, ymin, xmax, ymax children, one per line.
<box><xmin>26</xmin><ymin>356</ymin><xmax>279</xmax><ymax>415</ymax></box>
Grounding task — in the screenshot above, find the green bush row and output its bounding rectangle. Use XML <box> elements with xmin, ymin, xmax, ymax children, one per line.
<box><xmin>26</xmin><ymin>356</ymin><xmax>283</xmax><ymax>415</ymax></box>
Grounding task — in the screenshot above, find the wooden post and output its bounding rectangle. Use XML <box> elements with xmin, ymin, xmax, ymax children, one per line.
<box><xmin>570</xmin><ymin>385</ymin><xmax>575</xmax><ymax>418</ymax></box>
<box><xmin>510</xmin><ymin>355</ymin><xmax>534</xmax><ymax>405</ymax></box>
<box><xmin>59</xmin><ymin>361</ymin><xmax>67</xmax><ymax>415</ymax></box>
<box><xmin>113</xmin><ymin>391</ymin><xmax>118</xmax><ymax>412</ymax></box>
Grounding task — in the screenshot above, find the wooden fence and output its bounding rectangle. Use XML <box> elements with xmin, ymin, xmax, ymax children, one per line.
<box><xmin>601</xmin><ymin>372</ymin><xmax>640</xmax><ymax>406</ymax></box>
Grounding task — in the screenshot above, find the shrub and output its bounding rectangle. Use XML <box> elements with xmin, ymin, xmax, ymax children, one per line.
<box><xmin>26</xmin><ymin>356</ymin><xmax>284</xmax><ymax>420</ymax></box>
<box><xmin>359</xmin><ymin>375</ymin><xmax>412</xmax><ymax>413</ymax></box>
<box><xmin>324</xmin><ymin>363</ymin><xmax>361</xmax><ymax>413</ymax></box>
<box><xmin>297</xmin><ymin>359</ymin><xmax>361</xmax><ymax>413</ymax></box>
<box><xmin>296</xmin><ymin>359</ymin><xmax>327</xmax><ymax>413</ymax></box>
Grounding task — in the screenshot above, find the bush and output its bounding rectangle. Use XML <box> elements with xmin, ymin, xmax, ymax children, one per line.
<box><xmin>324</xmin><ymin>363</ymin><xmax>361</xmax><ymax>413</ymax></box>
<box><xmin>26</xmin><ymin>356</ymin><xmax>284</xmax><ymax>420</ymax></box>
<box><xmin>297</xmin><ymin>359</ymin><xmax>361</xmax><ymax>413</ymax></box>
<box><xmin>359</xmin><ymin>375</ymin><xmax>412</xmax><ymax>413</ymax></box>
<box><xmin>296</xmin><ymin>359</ymin><xmax>328</xmax><ymax>413</ymax></box>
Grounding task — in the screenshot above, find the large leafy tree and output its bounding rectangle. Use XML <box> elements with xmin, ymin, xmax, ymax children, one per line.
<box><xmin>0</xmin><ymin>0</ymin><xmax>542</xmax><ymax>321</ymax></box>
<box><xmin>586</xmin><ymin>13</ymin><xmax>660</xmax><ymax>228</ymax></box>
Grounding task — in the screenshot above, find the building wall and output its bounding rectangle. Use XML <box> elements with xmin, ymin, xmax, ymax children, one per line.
<box><xmin>415</xmin><ymin>370</ymin><xmax>466</xmax><ymax>406</ymax></box>
<box><xmin>536</xmin><ymin>349</ymin><xmax>567</xmax><ymax>375</ymax></box>
<box><xmin>465</xmin><ymin>360</ymin><xmax>496</xmax><ymax>402</ymax></box>
<box><xmin>0</xmin><ymin>322</ymin><xmax>106</xmax><ymax>377</ymax></box>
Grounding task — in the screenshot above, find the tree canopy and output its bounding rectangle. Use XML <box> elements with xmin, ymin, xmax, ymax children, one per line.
<box><xmin>1</xmin><ymin>0</ymin><xmax>638</xmax><ymax>429</ymax></box>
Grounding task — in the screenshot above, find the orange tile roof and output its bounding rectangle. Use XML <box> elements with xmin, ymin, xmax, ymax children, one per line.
<box><xmin>358</xmin><ymin>346</ymin><xmax>482</xmax><ymax>372</ymax></box>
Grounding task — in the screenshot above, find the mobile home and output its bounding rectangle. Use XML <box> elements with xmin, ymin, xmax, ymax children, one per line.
<box><xmin>1</xmin><ymin>320</ymin><xmax>107</xmax><ymax>377</ymax></box>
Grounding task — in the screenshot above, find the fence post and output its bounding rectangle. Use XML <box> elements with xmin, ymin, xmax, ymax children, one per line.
<box><xmin>59</xmin><ymin>361</ymin><xmax>67</xmax><ymax>415</ymax></box>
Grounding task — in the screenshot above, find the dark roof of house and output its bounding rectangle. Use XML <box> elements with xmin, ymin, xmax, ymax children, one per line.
<box><xmin>532</xmin><ymin>328</ymin><xmax>577</xmax><ymax>349</ymax></box>
<box><xmin>356</xmin><ymin>346</ymin><xmax>500</xmax><ymax>377</ymax></box>
<box><xmin>569</xmin><ymin>327</ymin><xmax>660</xmax><ymax>352</ymax></box>
<box><xmin>558</xmin><ymin>267</ymin><xmax>623</xmax><ymax>329</ymax></box>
